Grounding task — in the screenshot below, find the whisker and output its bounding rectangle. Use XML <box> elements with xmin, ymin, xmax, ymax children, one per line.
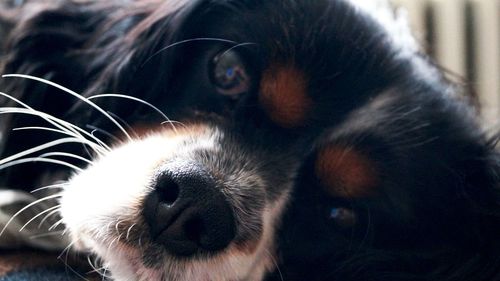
<box><xmin>0</xmin><ymin>137</ymin><xmax>98</xmax><ymax>167</ymax></box>
<box><xmin>48</xmin><ymin>218</ymin><xmax>65</xmax><ymax>231</ymax></box>
<box><xmin>0</xmin><ymin>108</ymin><xmax>109</xmax><ymax>153</ymax></box>
<box><xmin>161</xmin><ymin>120</ymin><xmax>186</xmax><ymax>129</ymax></box>
<box><xmin>141</xmin><ymin>37</ymin><xmax>238</xmax><ymax>67</ymax></box>
<box><xmin>2</xmin><ymin>74</ymin><xmax>133</xmax><ymax>141</ymax></box>
<box><xmin>14</xmin><ymin>126</ymin><xmax>79</xmax><ymax>137</ymax></box>
<box><xmin>31</xmin><ymin>183</ymin><xmax>67</xmax><ymax>194</ymax></box>
<box><xmin>0</xmin><ymin>193</ymin><xmax>61</xmax><ymax>237</ymax></box>
<box><xmin>38</xmin><ymin>207</ymin><xmax>63</xmax><ymax>228</ymax></box>
<box><xmin>264</xmin><ymin>249</ymin><xmax>284</xmax><ymax>281</ymax></box>
<box><xmin>31</xmin><ymin>182</ymin><xmax>68</xmax><ymax>194</ymax></box>
<box><xmin>219</xmin><ymin>42</ymin><xmax>258</xmax><ymax>58</ymax></box>
<box><xmin>105</xmin><ymin>111</ymin><xmax>138</xmax><ymax>139</ymax></box>
<box><xmin>13</xmin><ymin>125</ymin><xmax>110</xmax><ymax>153</ymax></box>
<box><xmin>0</xmin><ymin>156</ymin><xmax>84</xmax><ymax>172</ymax></box>
<box><xmin>58</xmin><ymin>239</ymin><xmax>92</xmax><ymax>281</ymax></box>
<box><xmin>57</xmin><ymin>239</ymin><xmax>92</xmax><ymax>281</ymax></box>
<box><xmin>58</xmin><ymin>239</ymin><xmax>79</xmax><ymax>260</ymax></box>
<box><xmin>86</xmin><ymin>255</ymin><xmax>111</xmax><ymax>278</ymax></box>
<box><xmin>86</xmin><ymin>125</ymin><xmax>121</xmax><ymax>143</ymax></box>
<box><xmin>19</xmin><ymin>205</ymin><xmax>61</xmax><ymax>232</ymax></box>
<box><xmin>88</xmin><ymin>93</ymin><xmax>178</xmax><ymax>132</ymax></box>
<box><xmin>0</xmin><ymin>92</ymin><xmax>83</xmax><ymax>141</ymax></box>
<box><xmin>39</xmin><ymin>152</ymin><xmax>93</xmax><ymax>165</ymax></box>
<box><xmin>0</xmin><ymin>92</ymin><xmax>109</xmax><ymax>152</ymax></box>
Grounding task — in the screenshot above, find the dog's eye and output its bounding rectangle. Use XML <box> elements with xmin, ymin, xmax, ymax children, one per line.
<box><xmin>210</xmin><ymin>50</ymin><xmax>251</xmax><ymax>97</ymax></box>
<box><xmin>330</xmin><ymin>207</ymin><xmax>357</xmax><ymax>228</ymax></box>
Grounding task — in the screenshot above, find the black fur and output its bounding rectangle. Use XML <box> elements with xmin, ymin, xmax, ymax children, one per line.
<box><xmin>0</xmin><ymin>1</ymin><xmax>499</xmax><ymax>280</ymax></box>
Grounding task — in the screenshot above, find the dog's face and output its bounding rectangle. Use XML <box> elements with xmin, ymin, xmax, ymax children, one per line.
<box><xmin>1</xmin><ymin>0</ymin><xmax>499</xmax><ymax>281</ymax></box>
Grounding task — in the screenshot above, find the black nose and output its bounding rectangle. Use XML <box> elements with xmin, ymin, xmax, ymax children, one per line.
<box><xmin>143</xmin><ymin>162</ymin><xmax>236</xmax><ymax>256</ymax></box>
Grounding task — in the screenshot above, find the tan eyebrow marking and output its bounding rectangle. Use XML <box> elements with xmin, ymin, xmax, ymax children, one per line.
<box><xmin>259</xmin><ymin>64</ymin><xmax>312</xmax><ymax>128</ymax></box>
<box><xmin>315</xmin><ymin>145</ymin><xmax>379</xmax><ymax>198</ymax></box>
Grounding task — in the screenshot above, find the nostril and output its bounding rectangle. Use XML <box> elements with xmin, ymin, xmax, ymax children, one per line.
<box><xmin>157</xmin><ymin>178</ymin><xmax>180</xmax><ymax>205</ymax></box>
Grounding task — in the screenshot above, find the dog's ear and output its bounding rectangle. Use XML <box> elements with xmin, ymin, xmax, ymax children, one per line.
<box><xmin>0</xmin><ymin>1</ymin><xmax>199</xmax><ymax>189</ymax></box>
<box><xmin>0</xmin><ymin>2</ymin><xmax>103</xmax><ymax>190</ymax></box>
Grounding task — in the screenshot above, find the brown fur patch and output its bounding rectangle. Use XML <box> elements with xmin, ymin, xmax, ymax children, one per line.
<box><xmin>129</xmin><ymin>122</ymin><xmax>210</xmax><ymax>139</ymax></box>
<box><xmin>233</xmin><ymin>239</ymin><xmax>261</xmax><ymax>255</ymax></box>
<box><xmin>259</xmin><ymin>65</ymin><xmax>311</xmax><ymax>128</ymax></box>
<box><xmin>315</xmin><ymin>145</ymin><xmax>379</xmax><ymax>198</ymax></box>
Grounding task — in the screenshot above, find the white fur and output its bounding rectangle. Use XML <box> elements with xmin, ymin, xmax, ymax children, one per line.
<box><xmin>60</xmin><ymin>127</ymin><xmax>288</xmax><ymax>281</ymax></box>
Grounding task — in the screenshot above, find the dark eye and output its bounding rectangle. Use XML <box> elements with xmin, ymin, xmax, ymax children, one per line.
<box><xmin>330</xmin><ymin>207</ymin><xmax>357</xmax><ymax>228</ymax></box>
<box><xmin>210</xmin><ymin>49</ymin><xmax>251</xmax><ymax>98</ymax></box>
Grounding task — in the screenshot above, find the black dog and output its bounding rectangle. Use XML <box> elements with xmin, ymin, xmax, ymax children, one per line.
<box><xmin>0</xmin><ymin>0</ymin><xmax>499</xmax><ymax>280</ymax></box>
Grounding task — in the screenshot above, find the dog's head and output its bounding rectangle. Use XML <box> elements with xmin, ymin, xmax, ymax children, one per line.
<box><xmin>1</xmin><ymin>0</ymin><xmax>499</xmax><ymax>280</ymax></box>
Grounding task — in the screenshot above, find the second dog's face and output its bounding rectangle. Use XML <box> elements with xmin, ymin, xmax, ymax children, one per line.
<box><xmin>28</xmin><ymin>0</ymin><xmax>491</xmax><ymax>280</ymax></box>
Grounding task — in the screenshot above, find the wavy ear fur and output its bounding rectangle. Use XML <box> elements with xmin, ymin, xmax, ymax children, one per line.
<box><xmin>0</xmin><ymin>1</ymin><xmax>191</xmax><ymax>189</ymax></box>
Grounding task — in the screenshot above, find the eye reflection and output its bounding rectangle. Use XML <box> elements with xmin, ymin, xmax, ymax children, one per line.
<box><xmin>330</xmin><ymin>207</ymin><xmax>357</xmax><ymax>228</ymax></box>
<box><xmin>211</xmin><ymin>49</ymin><xmax>251</xmax><ymax>98</ymax></box>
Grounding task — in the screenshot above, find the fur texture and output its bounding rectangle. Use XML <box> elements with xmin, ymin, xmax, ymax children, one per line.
<box><xmin>0</xmin><ymin>0</ymin><xmax>499</xmax><ymax>280</ymax></box>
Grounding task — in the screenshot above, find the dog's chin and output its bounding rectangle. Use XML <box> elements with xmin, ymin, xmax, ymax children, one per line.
<box><xmin>60</xmin><ymin>125</ymin><xmax>285</xmax><ymax>281</ymax></box>
<box><xmin>74</xmin><ymin>234</ymin><xmax>275</xmax><ymax>281</ymax></box>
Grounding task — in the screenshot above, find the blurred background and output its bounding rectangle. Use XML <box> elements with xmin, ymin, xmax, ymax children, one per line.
<box><xmin>392</xmin><ymin>0</ymin><xmax>499</xmax><ymax>128</ymax></box>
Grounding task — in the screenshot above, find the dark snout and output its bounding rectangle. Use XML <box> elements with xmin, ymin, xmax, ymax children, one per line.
<box><xmin>143</xmin><ymin>162</ymin><xmax>236</xmax><ymax>257</ymax></box>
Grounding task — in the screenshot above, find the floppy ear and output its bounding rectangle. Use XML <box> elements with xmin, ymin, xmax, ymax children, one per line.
<box><xmin>0</xmin><ymin>2</ymin><xmax>102</xmax><ymax>189</ymax></box>
<box><xmin>0</xmin><ymin>1</ymin><xmax>196</xmax><ymax>189</ymax></box>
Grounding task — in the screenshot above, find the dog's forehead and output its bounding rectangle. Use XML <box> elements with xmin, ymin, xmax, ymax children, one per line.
<box><xmin>187</xmin><ymin>0</ymin><xmax>416</xmax><ymax>53</ymax></box>
<box><xmin>163</xmin><ymin>0</ymin><xmax>420</xmax><ymax>130</ymax></box>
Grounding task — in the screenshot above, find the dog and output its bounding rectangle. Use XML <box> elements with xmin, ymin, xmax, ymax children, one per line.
<box><xmin>0</xmin><ymin>0</ymin><xmax>499</xmax><ymax>280</ymax></box>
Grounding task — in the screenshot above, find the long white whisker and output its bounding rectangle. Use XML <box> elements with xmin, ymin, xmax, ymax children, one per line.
<box><xmin>48</xmin><ymin>218</ymin><xmax>65</xmax><ymax>231</ymax></box>
<box><xmin>220</xmin><ymin>42</ymin><xmax>257</xmax><ymax>58</ymax></box>
<box><xmin>58</xmin><ymin>239</ymin><xmax>92</xmax><ymax>281</ymax></box>
<box><xmin>0</xmin><ymin>108</ymin><xmax>109</xmax><ymax>153</ymax></box>
<box><xmin>161</xmin><ymin>120</ymin><xmax>186</xmax><ymax>129</ymax></box>
<box><xmin>31</xmin><ymin>182</ymin><xmax>68</xmax><ymax>194</ymax></box>
<box><xmin>86</xmin><ymin>125</ymin><xmax>121</xmax><ymax>143</ymax></box>
<box><xmin>38</xmin><ymin>207</ymin><xmax>63</xmax><ymax>228</ymax></box>
<box><xmin>88</xmin><ymin>93</ymin><xmax>172</xmax><ymax>125</ymax></box>
<box><xmin>0</xmin><ymin>157</ymin><xmax>83</xmax><ymax>172</ymax></box>
<box><xmin>0</xmin><ymin>92</ymin><xmax>101</xmax><ymax>151</ymax></box>
<box><xmin>39</xmin><ymin>152</ymin><xmax>93</xmax><ymax>165</ymax></box>
<box><xmin>13</xmin><ymin>126</ymin><xmax>74</xmax><ymax>136</ymax></box>
<box><xmin>57</xmin><ymin>239</ymin><xmax>79</xmax><ymax>260</ymax></box>
<box><xmin>19</xmin><ymin>205</ymin><xmax>60</xmax><ymax>232</ymax></box>
<box><xmin>86</xmin><ymin>255</ymin><xmax>110</xmax><ymax>278</ymax></box>
<box><xmin>0</xmin><ymin>91</ymin><xmax>82</xmax><ymax>140</ymax></box>
<box><xmin>0</xmin><ymin>137</ymin><xmax>96</xmax><ymax>167</ymax></box>
<box><xmin>104</xmin><ymin>111</ymin><xmax>138</xmax><ymax>139</ymax></box>
<box><xmin>142</xmin><ymin>37</ymin><xmax>238</xmax><ymax>66</ymax></box>
<box><xmin>12</xmin><ymin>126</ymin><xmax>109</xmax><ymax>153</ymax></box>
<box><xmin>0</xmin><ymin>193</ymin><xmax>61</xmax><ymax>237</ymax></box>
<box><xmin>2</xmin><ymin>74</ymin><xmax>133</xmax><ymax>141</ymax></box>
